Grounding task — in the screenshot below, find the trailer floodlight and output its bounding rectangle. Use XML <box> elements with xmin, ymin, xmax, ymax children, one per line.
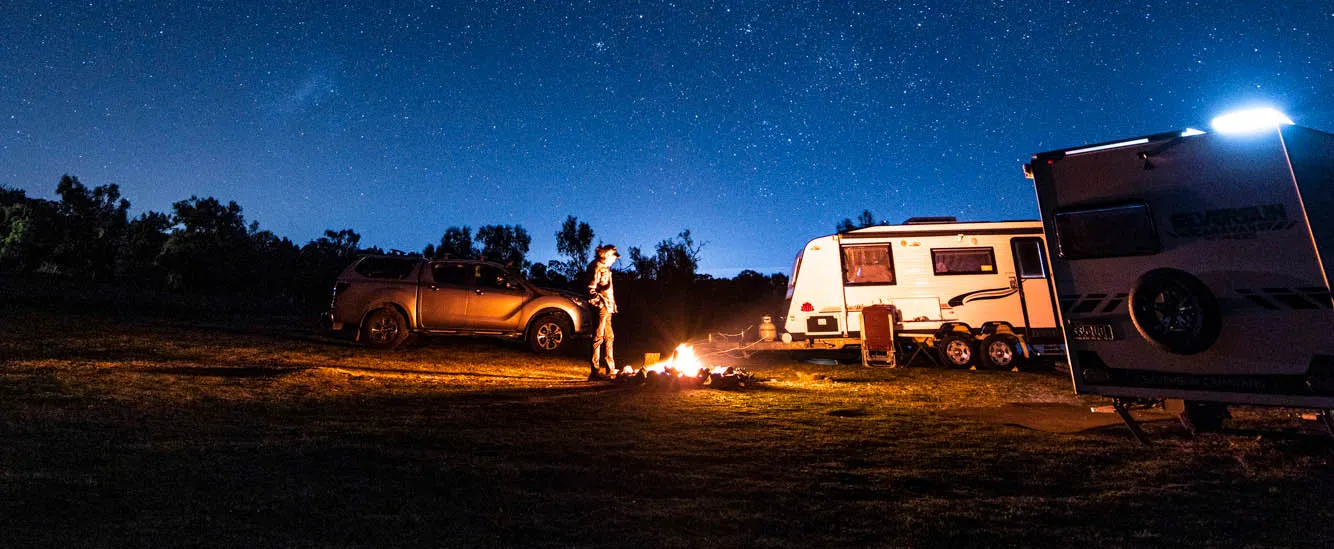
<box><xmin>1210</xmin><ymin>108</ymin><xmax>1293</xmax><ymax>134</ymax></box>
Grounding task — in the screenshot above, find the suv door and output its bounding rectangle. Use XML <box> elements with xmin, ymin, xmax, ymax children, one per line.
<box><xmin>419</xmin><ymin>261</ymin><xmax>473</xmax><ymax>330</ymax></box>
<box><xmin>467</xmin><ymin>264</ymin><xmax>529</xmax><ymax>331</ymax></box>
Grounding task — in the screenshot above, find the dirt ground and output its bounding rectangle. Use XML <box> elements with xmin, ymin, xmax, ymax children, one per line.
<box><xmin>2</xmin><ymin>305</ymin><xmax>1332</xmax><ymax>548</ymax></box>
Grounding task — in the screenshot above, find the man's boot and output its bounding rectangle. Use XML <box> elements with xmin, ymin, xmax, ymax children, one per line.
<box><xmin>602</xmin><ymin>343</ymin><xmax>615</xmax><ymax>377</ymax></box>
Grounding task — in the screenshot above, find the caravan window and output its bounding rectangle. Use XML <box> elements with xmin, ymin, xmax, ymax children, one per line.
<box><xmin>1053</xmin><ymin>203</ymin><xmax>1160</xmax><ymax>259</ymax></box>
<box><xmin>1012</xmin><ymin>238</ymin><xmax>1047</xmax><ymax>279</ymax></box>
<box><xmin>931</xmin><ymin>248</ymin><xmax>996</xmax><ymax>276</ymax></box>
<box><xmin>842</xmin><ymin>245</ymin><xmax>896</xmax><ymax>285</ymax></box>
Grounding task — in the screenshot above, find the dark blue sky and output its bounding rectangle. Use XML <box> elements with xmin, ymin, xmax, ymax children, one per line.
<box><xmin>4</xmin><ymin>1</ymin><xmax>1332</xmax><ymax>276</ymax></box>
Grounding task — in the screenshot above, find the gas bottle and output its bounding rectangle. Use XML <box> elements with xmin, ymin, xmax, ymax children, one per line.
<box><xmin>759</xmin><ymin>315</ymin><xmax>778</xmax><ymax>342</ymax></box>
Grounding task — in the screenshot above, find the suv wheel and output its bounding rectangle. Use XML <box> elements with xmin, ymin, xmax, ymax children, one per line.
<box><xmin>529</xmin><ymin>313</ymin><xmax>572</xmax><ymax>354</ymax></box>
<box><xmin>361</xmin><ymin>308</ymin><xmax>408</xmax><ymax>349</ymax></box>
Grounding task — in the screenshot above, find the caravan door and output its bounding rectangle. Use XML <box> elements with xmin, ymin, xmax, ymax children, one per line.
<box><xmin>1010</xmin><ymin>238</ymin><xmax>1059</xmax><ymax>337</ymax></box>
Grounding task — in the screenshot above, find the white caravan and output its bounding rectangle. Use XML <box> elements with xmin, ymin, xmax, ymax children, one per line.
<box><xmin>782</xmin><ymin>218</ymin><xmax>1064</xmax><ymax>368</ymax></box>
<box><xmin>1027</xmin><ymin>120</ymin><xmax>1334</xmax><ymax>428</ymax></box>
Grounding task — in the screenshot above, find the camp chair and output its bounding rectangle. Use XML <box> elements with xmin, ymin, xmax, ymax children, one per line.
<box><xmin>860</xmin><ymin>304</ymin><xmax>897</xmax><ymax>368</ymax></box>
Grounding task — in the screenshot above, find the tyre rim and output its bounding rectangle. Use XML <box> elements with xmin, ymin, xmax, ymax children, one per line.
<box><xmin>945</xmin><ymin>339</ymin><xmax>971</xmax><ymax>365</ymax></box>
<box><xmin>369</xmin><ymin>317</ymin><xmax>398</xmax><ymax>343</ymax></box>
<box><xmin>1146</xmin><ymin>282</ymin><xmax>1201</xmax><ymax>336</ymax></box>
<box><xmin>987</xmin><ymin>340</ymin><xmax>1013</xmax><ymax>366</ymax></box>
<box><xmin>536</xmin><ymin>322</ymin><xmax>564</xmax><ymax>350</ymax></box>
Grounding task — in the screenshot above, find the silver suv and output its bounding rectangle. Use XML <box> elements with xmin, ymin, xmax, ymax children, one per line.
<box><xmin>326</xmin><ymin>255</ymin><xmax>594</xmax><ymax>353</ymax></box>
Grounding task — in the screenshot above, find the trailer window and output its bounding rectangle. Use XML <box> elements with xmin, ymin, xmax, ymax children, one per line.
<box><xmin>1054</xmin><ymin>203</ymin><xmax>1160</xmax><ymax>259</ymax></box>
<box><xmin>842</xmin><ymin>246</ymin><xmax>896</xmax><ymax>285</ymax></box>
<box><xmin>931</xmin><ymin>248</ymin><xmax>997</xmax><ymax>276</ymax></box>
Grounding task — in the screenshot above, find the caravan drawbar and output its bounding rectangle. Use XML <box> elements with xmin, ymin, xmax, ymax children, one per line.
<box><xmin>781</xmin><ymin>218</ymin><xmax>1065</xmax><ymax>368</ymax></box>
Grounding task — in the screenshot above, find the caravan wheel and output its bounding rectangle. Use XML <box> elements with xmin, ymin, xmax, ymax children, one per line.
<box><xmin>937</xmin><ymin>334</ymin><xmax>975</xmax><ymax>368</ymax></box>
<box><xmin>979</xmin><ymin>334</ymin><xmax>1022</xmax><ymax>370</ymax></box>
<box><xmin>1129</xmin><ymin>268</ymin><xmax>1221</xmax><ymax>355</ymax></box>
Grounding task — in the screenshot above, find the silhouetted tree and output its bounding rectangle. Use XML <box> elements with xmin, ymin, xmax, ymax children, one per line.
<box><xmin>651</xmin><ymin>229</ymin><xmax>704</xmax><ymax>286</ymax></box>
<box><xmin>527</xmin><ymin>262</ymin><xmax>556</xmax><ymax>287</ymax></box>
<box><xmin>159</xmin><ymin>196</ymin><xmax>252</xmax><ymax>292</ymax></box>
<box><xmin>116</xmin><ymin>211</ymin><xmax>172</xmax><ymax>286</ymax></box>
<box><xmin>625</xmin><ymin>246</ymin><xmax>655</xmax><ymax>281</ymax></box>
<box><xmin>434</xmin><ymin>226</ymin><xmax>474</xmax><ymax>259</ymax></box>
<box><xmin>52</xmin><ymin>175</ymin><xmax>130</xmax><ymax>280</ymax></box>
<box><xmin>294</xmin><ymin>229</ymin><xmax>363</xmax><ymax>305</ymax></box>
<box><xmin>0</xmin><ymin>189</ymin><xmax>61</xmax><ymax>273</ymax></box>
<box><xmin>475</xmin><ymin>224</ymin><xmax>531</xmax><ymax>271</ymax></box>
<box><xmin>552</xmin><ymin>215</ymin><xmax>594</xmax><ymax>280</ymax></box>
<box><xmin>836</xmin><ymin>209</ymin><xmax>881</xmax><ymax>232</ymax></box>
<box><xmin>247</xmin><ymin>229</ymin><xmax>300</xmax><ymax>298</ymax></box>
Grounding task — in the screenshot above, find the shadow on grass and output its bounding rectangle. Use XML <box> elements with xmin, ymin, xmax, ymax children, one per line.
<box><xmin>3</xmin><ymin>364</ymin><xmax>1334</xmax><ymax>547</ymax></box>
<box><xmin>429</xmin><ymin>378</ymin><xmax>808</xmax><ymax>405</ymax></box>
<box><xmin>327</xmin><ymin>364</ymin><xmax>568</xmax><ymax>381</ymax></box>
<box><xmin>137</xmin><ymin>366</ymin><xmax>313</xmax><ymax>378</ymax></box>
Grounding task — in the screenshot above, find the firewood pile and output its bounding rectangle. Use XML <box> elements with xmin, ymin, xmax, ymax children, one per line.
<box><xmin>609</xmin><ymin>343</ymin><xmax>760</xmax><ymax>390</ymax></box>
<box><xmin>611</xmin><ymin>365</ymin><xmax>758</xmax><ymax>390</ymax></box>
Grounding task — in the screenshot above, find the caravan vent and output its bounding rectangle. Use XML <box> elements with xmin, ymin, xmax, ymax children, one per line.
<box><xmin>902</xmin><ymin>216</ymin><xmax>958</xmax><ymax>225</ymax></box>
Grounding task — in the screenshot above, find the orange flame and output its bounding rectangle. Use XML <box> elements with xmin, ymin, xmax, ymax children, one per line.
<box><xmin>643</xmin><ymin>344</ymin><xmax>728</xmax><ymax>377</ymax></box>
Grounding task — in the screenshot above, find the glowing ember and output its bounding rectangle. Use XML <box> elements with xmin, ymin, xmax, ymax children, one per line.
<box><xmin>643</xmin><ymin>344</ymin><xmax>729</xmax><ymax>377</ymax></box>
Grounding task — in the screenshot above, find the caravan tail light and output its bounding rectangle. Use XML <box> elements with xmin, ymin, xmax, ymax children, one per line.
<box><xmin>801</xmin><ymin>302</ymin><xmax>814</xmax><ymax>312</ymax></box>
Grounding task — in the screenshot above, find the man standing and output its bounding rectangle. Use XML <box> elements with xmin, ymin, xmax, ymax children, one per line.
<box><xmin>588</xmin><ymin>244</ymin><xmax>619</xmax><ymax>380</ymax></box>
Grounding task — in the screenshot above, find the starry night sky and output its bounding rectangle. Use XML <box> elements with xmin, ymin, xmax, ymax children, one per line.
<box><xmin>4</xmin><ymin>1</ymin><xmax>1333</xmax><ymax>276</ymax></box>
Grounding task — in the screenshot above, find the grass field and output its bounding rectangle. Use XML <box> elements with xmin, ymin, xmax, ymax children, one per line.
<box><xmin>2</xmin><ymin>304</ymin><xmax>1332</xmax><ymax>547</ymax></box>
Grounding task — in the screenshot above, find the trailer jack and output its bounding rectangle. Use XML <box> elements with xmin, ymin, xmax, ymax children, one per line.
<box><xmin>1111</xmin><ymin>398</ymin><xmax>1152</xmax><ymax>446</ymax></box>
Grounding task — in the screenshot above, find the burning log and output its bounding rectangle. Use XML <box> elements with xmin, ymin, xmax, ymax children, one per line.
<box><xmin>612</xmin><ymin>344</ymin><xmax>759</xmax><ymax>391</ymax></box>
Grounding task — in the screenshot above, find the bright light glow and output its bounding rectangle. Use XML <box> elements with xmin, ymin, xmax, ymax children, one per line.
<box><xmin>1180</xmin><ymin>128</ymin><xmax>1206</xmax><ymax>137</ymax></box>
<box><xmin>644</xmin><ymin>344</ymin><xmax>728</xmax><ymax>377</ymax></box>
<box><xmin>1210</xmin><ymin>108</ymin><xmax>1294</xmax><ymax>134</ymax></box>
<box><xmin>1065</xmin><ymin>138</ymin><xmax>1149</xmax><ymax>156</ymax></box>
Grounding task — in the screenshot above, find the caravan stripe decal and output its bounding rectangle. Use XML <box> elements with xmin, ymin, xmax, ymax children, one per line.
<box><xmin>947</xmin><ymin>287</ymin><xmax>1018</xmax><ymax>307</ymax></box>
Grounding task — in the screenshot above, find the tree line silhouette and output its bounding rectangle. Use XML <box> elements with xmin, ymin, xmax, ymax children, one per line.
<box><xmin>2</xmin><ymin>175</ymin><xmax>789</xmax><ymax>349</ymax></box>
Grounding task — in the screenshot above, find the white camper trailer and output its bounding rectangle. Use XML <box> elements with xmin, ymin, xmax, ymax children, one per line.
<box><xmin>782</xmin><ymin>218</ymin><xmax>1065</xmax><ymax>368</ymax></box>
<box><xmin>1026</xmin><ymin>120</ymin><xmax>1334</xmax><ymax>422</ymax></box>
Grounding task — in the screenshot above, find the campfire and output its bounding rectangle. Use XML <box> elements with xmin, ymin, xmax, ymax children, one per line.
<box><xmin>613</xmin><ymin>344</ymin><xmax>757</xmax><ymax>389</ymax></box>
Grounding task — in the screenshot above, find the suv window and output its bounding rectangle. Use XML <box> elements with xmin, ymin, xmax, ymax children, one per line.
<box><xmin>476</xmin><ymin>265</ymin><xmax>505</xmax><ymax>289</ymax></box>
<box><xmin>354</xmin><ymin>257</ymin><xmax>417</xmax><ymax>279</ymax></box>
<box><xmin>476</xmin><ymin>265</ymin><xmax>522</xmax><ymax>290</ymax></box>
<box><xmin>431</xmin><ymin>262</ymin><xmax>472</xmax><ymax>286</ymax></box>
